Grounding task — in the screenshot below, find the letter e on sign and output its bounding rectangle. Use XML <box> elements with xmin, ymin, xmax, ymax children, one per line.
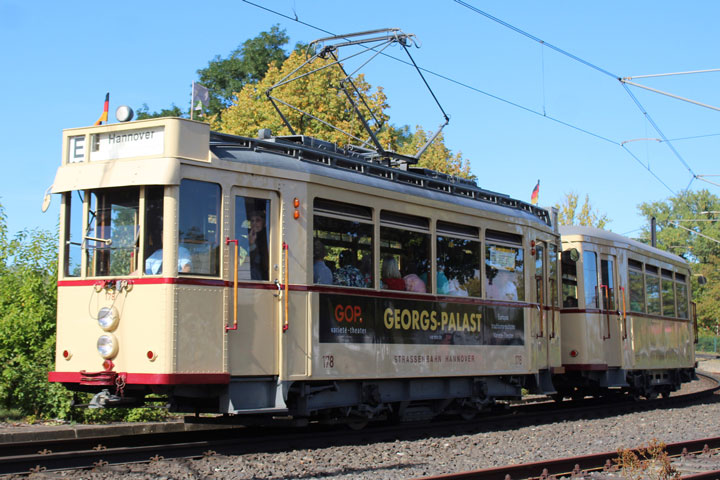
<box><xmin>68</xmin><ymin>136</ymin><xmax>85</xmax><ymax>163</ymax></box>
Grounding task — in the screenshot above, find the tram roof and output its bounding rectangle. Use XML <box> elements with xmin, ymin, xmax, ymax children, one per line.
<box><xmin>210</xmin><ymin>130</ymin><xmax>553</xmax><ymax>228</ymax></box>
<box><xmin>559</xmin><ymin>225</ymin><xmax>686</xmax><ymax>264</ymax></box>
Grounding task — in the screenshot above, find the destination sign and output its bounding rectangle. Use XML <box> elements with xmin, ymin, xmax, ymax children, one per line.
<box><xmin>88</xmin><ymin>126</ymin><xmax>165</xmax><ymax>161</ymax></box>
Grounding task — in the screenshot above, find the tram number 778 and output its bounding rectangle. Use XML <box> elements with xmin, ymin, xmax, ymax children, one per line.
<box><xmin>322</xmin><ymin>355</ymin><xmax>335</xmax><ymax>368</ymax></box>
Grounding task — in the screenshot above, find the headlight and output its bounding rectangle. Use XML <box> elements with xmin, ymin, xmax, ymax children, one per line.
<box><xmin>97</xmin><ymin>334</ymin><xmax>118</xmax><ymax>359</ymax></box>
<box><xmin>97</xmin><ymin>306</ymin><xmax>119</xmax><ymax>331</ymax></box>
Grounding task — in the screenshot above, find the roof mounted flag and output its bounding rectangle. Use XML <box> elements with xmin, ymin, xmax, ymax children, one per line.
<box><xmin>191</xmin><ymin>82</ymin><xmax>209</xmax><ymax>119</ymax></box>
<box><xmin>94</xmin><ymin>93</ymin><xmax>109</xmax><ymax>126</ymax></box>
<box><xmin>530</xmin><ymin>180</ymin><xmax>539</xmax><ymax>205</ymax></box>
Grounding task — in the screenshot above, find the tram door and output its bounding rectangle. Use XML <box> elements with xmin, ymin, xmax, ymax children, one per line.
<box><xmin>547</xmin><ymin>243</ymin><xmax>561</xmax><ymax>368</ymax></box>
<box><xmin>534</xmin><ymin>242</ymin><xmax>549</xmax><ymax>369</ymax></box>
<box><xmin>226</xmin><ymin>188</ymin><xmax>280</xmax><ymax>376</ymax></box>
<box><xmin>600</xmin><ymin>254</ymin><xmax>622</xmax><ymax>367</ymax></box>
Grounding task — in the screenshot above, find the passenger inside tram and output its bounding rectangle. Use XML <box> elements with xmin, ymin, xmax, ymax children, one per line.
<box><xmin>402</xmin><ymin>261</ymin><xmax>426</xmax><ymax>293</ymax></box>
<box><xmin>313</xmin><ymin>239</ymin><xmax>333</xmax><ymax>284</ymax></box>
<box><xmin>145</xmin><ymin>246</ymin><xmax>192</xmax><ymax>274</ymax></box>
<box><xmin>333</xmin><ymin>250</ymin><xmax>367</xmax><ymax>287</ymax></box>
<box><xmin>247</xmin><ymin>210</ymin><xmax>269</xmax><ymax>280</ymax></box>
<box><xmin>381</xmin><ymin>256</ymin><xmax>405</xmax><ymax>291</ymax></box>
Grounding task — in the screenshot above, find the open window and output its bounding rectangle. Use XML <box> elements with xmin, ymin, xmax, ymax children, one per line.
<box><xmin>485</xmin><ymin>230</ymin><xmax>524</xmax><ymax>301</ymax></box>
<box><xmin>436</xmin><ymin>221</ymin><xmax>480</xmax><ymax>297</ymax></box>
<box><xmin>380</xmin><ymin>211</ymin><xmax>430</xmax><ymax>293</ymax></box>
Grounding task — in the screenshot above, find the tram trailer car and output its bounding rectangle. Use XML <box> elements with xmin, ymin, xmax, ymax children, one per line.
<box><xmin>49</xmin><ymin>118</ymin><xmax>564</xmax><ymax>424</ymax></box>
<box><xmin>555</xmin><ymin>226</ymin><xmax>696</xmax><ymax>400</ymax></box>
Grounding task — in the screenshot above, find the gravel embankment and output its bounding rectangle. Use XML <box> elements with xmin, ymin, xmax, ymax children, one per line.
<box><xmin>6</xmin><ymin>365</ymin><xmax>720</xmax><ymax>480</ymax></box>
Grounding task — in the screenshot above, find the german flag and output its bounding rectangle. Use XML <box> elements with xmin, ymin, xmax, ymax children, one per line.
<box><xmin>530</xmin><ymin>180</ymin><xmax>539</xmax><ymax>205</ymax></box>
<box><xmin>94</xmin><ymin>93</ymin><xmax>109</xmax><ymax>125</ymax></box>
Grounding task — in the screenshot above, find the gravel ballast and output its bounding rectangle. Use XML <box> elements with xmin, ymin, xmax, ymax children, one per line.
<box><xmin>7</xmin><ymin>366</ymin><xmax>720</xmax><ymax>480</ymax></box>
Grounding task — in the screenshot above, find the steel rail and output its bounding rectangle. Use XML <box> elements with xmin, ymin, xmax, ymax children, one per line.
<box><xmin>412</xmin><ymin>437</ymin><xmax>720</xmax><ymax>480</ymax></box>
<box><xmin>2</xmin><ymin>373</ymin><xmax>717</xmax><ymax>475</ymax></box>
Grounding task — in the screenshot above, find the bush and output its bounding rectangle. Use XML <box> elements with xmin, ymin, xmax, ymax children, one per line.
<box><xmin>697</xmin><ymin>334</ymin><xmax>719</xmax><ymax>354</ymax></box>
<box><xmin>0</xmin><ymin>204</ymin><xmax>170</xmax><ymax>423</ymax></box>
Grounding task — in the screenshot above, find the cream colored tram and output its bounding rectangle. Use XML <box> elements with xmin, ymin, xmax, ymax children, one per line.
<box><xmin>556</xmin><ymin>226</ymin><xmax>696</xmax><ymax>400</ymax></box>
<box><xmin>50</xmin><ymin>117</ymin><xmax>562</xmax><ymax>423</ymax></box>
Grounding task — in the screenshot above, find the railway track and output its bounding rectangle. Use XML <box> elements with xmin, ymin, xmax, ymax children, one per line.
<box><xmin>412</xmin><ymin>436</ymin><xmax>720</xmax><ymax>480</ymax></box>
<box><xmin>2</xmin><ymin>373</ymin><xmax>718</xmax><ymax>476</ymax></box>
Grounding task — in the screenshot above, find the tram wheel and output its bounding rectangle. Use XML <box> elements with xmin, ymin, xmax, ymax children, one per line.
<box><xmin>347</xmin><ymin>418</ymin><xmax>369</xmax><ymax>430</ymax></box>
<box><xmin>459</xmin><ymin>408</ymin><xmax>478</xmax><ymax>421</ymax></box>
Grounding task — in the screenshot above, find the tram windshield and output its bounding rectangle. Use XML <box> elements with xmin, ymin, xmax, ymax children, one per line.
<box><xmin>63</xmin><ymin>186</ymin><xmax>165</xmax><ymax>278</ymax></box>
<box><xmin>86</xmin><ymin>188</ymin><xmax>140</xmax><ymax>277</ymax></box>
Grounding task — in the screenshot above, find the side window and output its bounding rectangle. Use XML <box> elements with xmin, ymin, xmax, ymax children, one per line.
<box><xmin>485</xmin><ymin>230</ymin><xmax>524</xmax><ymax>301</ymax></box>
<box><xmin>436</xmin><ymin>221</ymin><xmax>480</xmax><ymax>297</ymax></box>
<box><xmin>646</xmin><ymin>265</ymin><xmax>661</xmax><ymax>315</ymax></box>
<box><xmin>380</xmin><ymin>211</ymin><xmax>430</xmax><ymax>293</ymax></box>
<box><xmin>312</xmin><ymin>199</ymin><xmax>373</xmax><ymax>287</ymax></box>
<box><xmin>235</xmin><ymin>196</ymin><xmax>271</xmax><ymax>281</ymax></box>
<box><xmin>561</xmin><ymin>249</ymin><xmax>579</xmax><ymax>307</ymax></box>
<box><xmin>179</xmin><ymin>179</ymin><xmax>221</xmax><ymax>276</ymax></box>
<box><xmin>582</xmin><ymin>251</ymin><xmax>598</xmax><ymax>308</ymax></box>
<box><xmin>661</xmin><ymin>269</ymin><xmax>676</xmax><ymax>317</ymax></box>
<box><xmin>628</xmin><ymin>259</ymin><xmax>645</xmax><ymax>313</ymax></box>
<box><xmin>676</xmin><ymin>272</ymin><xmax>688</xmax><ymax>319</ymax></box>
<box><xmin>64</xmin><ymin>191</ymin><xmax>84</xmax><ymax>277</ymax></box>
<box><xmin>143</xmin><ymin>186</ymin><xmax>164</xmax><ymax>274</ymax></box>
<box><xmin>87</xmin><ymin>188</ymin><xmax>140</xmax><ymax>277</ymax></box>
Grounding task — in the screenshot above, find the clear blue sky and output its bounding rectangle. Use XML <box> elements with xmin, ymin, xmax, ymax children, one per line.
<box><xmin>2</xmin><ymin>1</ymin><xmax>719</xmax><ymax>239</ymax></box>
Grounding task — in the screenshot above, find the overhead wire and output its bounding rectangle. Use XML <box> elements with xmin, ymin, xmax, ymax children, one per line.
<box><xmin>243</xmin><ymin>0</ymin><xmax>700</xmax><ymax>200</ymax></box>
<box><xmin>241</xmin><ymin>0</ymin><xmax>619</xmax><ymax>147</ymax></box>
<box><xmin>452</xmin><ymin>0</ymin><xmax>699</xmax><ymax>191</ymax></box>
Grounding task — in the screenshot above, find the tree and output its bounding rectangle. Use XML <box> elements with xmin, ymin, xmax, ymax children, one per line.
<box><xmin>637</xmin><ymin>189</ymin><xmax>720</xmax><ymax>264</ymax></box>
<box><xmin>554</xmin><ymin>192</ymin><xmax>610</xmax><ymax>229</ymax></box>
<box><xmin>0</xmin><ymin>203</ymin><xmax>62</xmax><ymax>418</ymax></box>
<box><xmin>400</xmin><ymin>126</ymin><xmax>475</xmax><ymax>180</ymax></box>
<box><xmin>135</xmin><ymin>104</ymin><xmax>186</xmax><ymax>120</ymax></box>
<box><xmin>217</xmin><ymin>49</ymin><xmax>396</xmax><ymax>147</ymax></box>
<box><xmin>197</xmin><ymin>25</ymin><xmax>291</xmax><ymax>117</ymax></box>
<box><xmin>638</xmin><ymin>189</ymin><xmax>720</xmax><ymax>331</ymax></box>
<box><xmin>135</xmin><ymin>26</ymin><xmax>292</xmax><ymax>119</ymax></box>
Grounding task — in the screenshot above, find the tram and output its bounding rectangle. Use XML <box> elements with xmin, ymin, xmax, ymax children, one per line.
<box><xmin>556</xmin><ymin>226</ymin><xmax>696</xmax><ymax>400</ymax></box>
<box><xmin>49</xmin><ymin>117</ymin><xmax>562</xmax><ymax>423</ymax></box>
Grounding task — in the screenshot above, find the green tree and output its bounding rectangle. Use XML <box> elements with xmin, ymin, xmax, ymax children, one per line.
<box><xmin>554</xmin><ymin>192</ymin><xmax>610</xmax><ymax>229</ymax></box>
<box><xmin>135</xmin><ymin>104</ymin><xmax>186</xmax><ymax>120</ymax></box>
<box><xmin>638</xmin><ymin>189</ymin><xmax>720</xmax><ymax>331</ymax></box>
<box><xmin>400</xmin><ymin>125</ymin><xmax>475</xmax><ymax>179</ymax></box>
<box><xmin>198</xmin><ymin>25</ymin><xmax>291</xmax><ymax>116</ymax></box>
<box><xmin>134</xmin><ymin>26</ymin><xmax>292</xmax><ymax>120</ymax></box>
<box><xmin>0</xmin><ymin>204</ymin><xmax>64</xmax><ymax>417</ymax></box>
<box><xmin>217</xmin><ymin>49</ymin><xmax>396</xmax><ymax>148</ymax></box>
<box><xmin>217</xmin><ymin>50</ymin><xmax>475</xmax><ymax>179</ymax></box>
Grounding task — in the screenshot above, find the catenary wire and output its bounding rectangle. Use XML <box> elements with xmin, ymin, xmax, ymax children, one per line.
<box><xmin>453</xmin><ymin>1</ymin><xmax>699</xmax><ymax>184</ymax></box>
<box><xmin>242</xmin><ymin>0</ymin><xmax>697</xmax><ymax>200</ymax></box>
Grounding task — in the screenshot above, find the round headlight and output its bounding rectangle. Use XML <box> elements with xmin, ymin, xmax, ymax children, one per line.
<box><xmin>97</xmin><ymin>334</ymin><xmax>118</xmax><ymax>359</ymax></box>
<box><xmin>98</xmin><ymin>306</ymin><xmax>119</xmax><ymax>331</ymax></box>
